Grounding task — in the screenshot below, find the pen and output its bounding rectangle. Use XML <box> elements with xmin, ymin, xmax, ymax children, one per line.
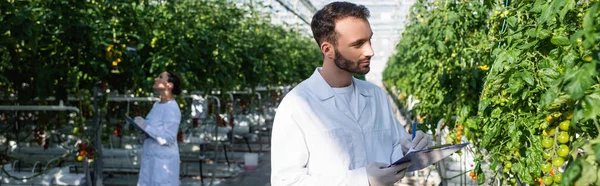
<box><xmin>412</xmin><ymin>121</ymin><xmax>417</xmax><ymax>140</ymax></box>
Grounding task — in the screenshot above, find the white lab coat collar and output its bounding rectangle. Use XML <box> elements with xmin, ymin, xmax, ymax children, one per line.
<box><xmin>306</xmin><ymin>67</ymin><xmax>372</xmax><ymax>101</ymax></box>
<box><xmin>306</xmin><ymin>67</ymin><xmax>372</xmax><ymax>121</ymax></box>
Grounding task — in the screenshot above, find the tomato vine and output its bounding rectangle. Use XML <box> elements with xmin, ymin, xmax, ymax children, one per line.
<box><xmin>384</xmin><ymin>0</ymin><xmax>600</xmax><ymax>184</ymax></box>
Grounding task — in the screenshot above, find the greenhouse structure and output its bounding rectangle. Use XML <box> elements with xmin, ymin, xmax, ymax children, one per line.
<box><xmin>1</xmin><ymin>0</ymin><xmax>599</xmax><ymax>185</ymax></box>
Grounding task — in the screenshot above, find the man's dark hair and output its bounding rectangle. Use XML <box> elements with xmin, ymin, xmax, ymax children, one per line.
<box><xmin>310</xmin><ymin>2</ymin><xmax>370</xmax><ymax>46</ymax></box>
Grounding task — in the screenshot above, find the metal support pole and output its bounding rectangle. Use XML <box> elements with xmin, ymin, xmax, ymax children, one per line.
<box><xmin>92</xmin><ymin>82</ymin><xmax>103</xmax><ymax>186</ymax></box>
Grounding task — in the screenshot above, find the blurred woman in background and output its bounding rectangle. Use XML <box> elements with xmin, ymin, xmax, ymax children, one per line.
<box><xmin>134</xmin><ymin>71</ymin><xmax>182</xmax><ymax>186</ymax></box>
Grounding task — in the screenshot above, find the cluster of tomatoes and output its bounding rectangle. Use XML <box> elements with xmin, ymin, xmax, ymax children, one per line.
<box><xmin>33</xmin><ymin>128</ymin><xmax>51</xmax><ymax>150</ymax></box>
<box><xmin>446</xmin><ymin>123</ymin><xmax>464</xmax><ymax>145</ymax></box>
<box><xmin>537</xmin><ymin>112</ymin><xmax>572</xmax><ymax>185</ymax></box>
<box><xmin>76</xmin><ymin>142</ymin><xmax>94</xmax><ymax>162</ymax></box>
<box><xmin>469</xmin><ymin>171</ymin><xmax>478</xmax><ymax>181</ymax></box>
<box><xmin>33</xmin><ymin>128</ymin><xmax>45</xmax><ymax>145</ymax></box>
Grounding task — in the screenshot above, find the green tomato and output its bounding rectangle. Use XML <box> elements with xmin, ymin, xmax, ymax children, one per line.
<box><xmin>552</xmin><ymin>157</ymin><xmax>565</xmax><ymax>167</ymax></box>
<box><xmin>557</xmin><ymin>132</ymin><xmax>569</xmax><ymax>144</ymax></box>
<box><xmin>546</xmin><ymin>128</ymin><xmax>557</xmax><ymax>136</ymax></box>
<box><xmin>559</xmin><ymin>120</ymin><xmax>570</xmax><ymax>131</ymax></box>
<box><xmin>505</xmin><ymin>161</ymin><xmax>512</xmax><ymax>169</ymax></box>
<box><xmin>543</xmin><ymin>151</ymin><xmax>552</xmax><ymax>159</ymax></box>
<box><xmin>540</xmin><ymin>122</ymin><xmax>548</xmax><ymax>130</ymax></box>
<box><xmin>541</xmin><ymin>163</ymin><xmax>552</xmax><ymax>172</ymax></box>
<box><xmin>557</xmin><ymin>145</ymin><xmax>569</xmax><ymax>157</ymax></box>
<box><xmin>542</xmin><ymin>138</ymin><xmax>554</xmax><ymax>148</ymax></box>
<box><xmin>543</xmin><ymin>176</ymin><xmax>554</xmax><ymax>185</ymax></box>
<box><xmin>554</xmin><ymin>173</ymin><xmax>562</xmax><ymax>183</ymax></box>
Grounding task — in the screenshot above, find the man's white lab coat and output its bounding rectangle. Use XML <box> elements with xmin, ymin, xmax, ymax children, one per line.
<box><xmin>271</xmin><ymin>68</ymin><xmax>411</xmax><ymax>186</ymax></box>
<box><xmin>138</xmin><ymin>100</ymin><xmax>181</xmax><ymax>186</ymax></box>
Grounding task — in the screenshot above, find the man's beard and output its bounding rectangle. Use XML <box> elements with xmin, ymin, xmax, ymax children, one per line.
<box><xmin>334</xmin><ymin>48</ymin><xmax>370</xmax><ymax>75</ymax></box>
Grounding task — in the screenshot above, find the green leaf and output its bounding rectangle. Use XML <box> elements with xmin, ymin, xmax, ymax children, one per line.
<box><xmin>549</xmin><ymin>48</ymin><xmax>561</xmax><ymax>59</ymax></box>
<box><xmin>583</xmin><ymin>3</ymin><xmax>598</xmax><ymax>33</ymax></box>
<box><xmin>551</xmin><ymin>35</ymin><xmax>571</xmax><ymax>46</ymax></box>
<box><xmin>517</xmin><ymin>40</ymin><xmax>538</xmax><ymax>49</ymax></box>
<box><xmin>553</xmin><ymin>94</ymin><xmax>572</xmax><ymax>106</ymax></box>
<box><xmin>594</xmin><ymin>143</ymin><xmax>600</xmax><ymax>163</ymax></box>
<box><xmin>539</xmin><ymin>4</ymin><xmax>553</xmax><ymax>24</ymax></box>
<box><xmin>562</xmin><ymin>158</ymin><xmax>582</xmax><ymax>185</ymax></box>
<box><xmin>490</xmin><ymin>160</ymin><xmax>498</xmax><ymax>170</ymax></box>
<box><xmin>508</xmin><ymin>16</ymin><xmax>518</xmax><ymax>27</ymax></box>
<box><xmin>565</xmin><ymin>63</ymin><xmax>597</xmax><ymax>100</ymax></box>
<box><xmin>492</xmin><ymin>108</ymin><xmax>502</xmax><ymax>118</ymax></box>
<box><xmin>562</xmin><ymin>51</ymin><xmax>577</xmax><ymax>68</ymax></box>
<box><xmin>507</xmin><ymin>49</ymin><xmax>521</xmax><ymax>64</ymax></box>
<box><xmin>447</xmin><ymin>12</ymin><xmax>459</xmax><ymax>24</ymax></box>
<box><xmin>478</xmin><ymin>99</ymin><xmax>492</xmax><ymax>113</ymax></box>
<box><xmin>493</xmin><ymin>51</ymin><xmax>507</xmax><ymax>73</ymax></box>
<box><xmin>541</xmin><ymin>82</ymin><xmax>560</xmax><ymax>107</ymax></box>
<box><xmin>436</xmin><ymin>40</ymin><xmax>447</xmax><ymax>53</ymax></box>
<box><xmin>521</xmin><ymin>71</ymin><xmax>534</xmax><ymax>86</ymax></box>
<box><xmin>582</xmin><ymin>91</ymin><xmax>600</xmax><ymax>121</ymax></box>
<box><xmin>572</xmin><ymin>107</ymin><xmax>585</xmax><ymax>124</ymax></box>
<box><xmin>537</xmin><ymin>29</ymin><xmax>552</xmax><ymax>39</ymax></box>
<box><xmin>539</xmin><ymin>68</ymin><xmax>560</xmax><ymax>84</ymax></box>
<box><xmin>458</xmin><ymin>106</ymin><xmax>470</xmax><ymax>123</ymax></box>
<box><xmin>570</xmin><ymin>30</ymin><xmax>585</xmax><ymax>43</ymax></box>
<box><xmin>478</xmin><ymin>172</ymin><xmax>486</xmax><ymax>185</ymax></box>
<box><xmin>575</xmin><ymin>160</ymin><xmax>598</xmax><ymax>186</ymax></box>
<box><xmin>507</xmin><ymin>74</ymin><xmax>524</xmax><ymax>93</ymax></box>
<box><xmin>517</xmin><ymin>162</ymin><xmax>533</xmax><ymax>183</ymax></box>
<box><xmin>559</xmin><ymin>0</ymin><xmax>575</xmax><ymax>21</ymax></box>
<box><xmin>466</xmin><ymin>118</ymin><xmax>478</xmax><ymax>130</ymax></box>
<box><xmin>532</xmin><ymin>0</ymin><xmax>546</xmax><ymax>12</ymax></box>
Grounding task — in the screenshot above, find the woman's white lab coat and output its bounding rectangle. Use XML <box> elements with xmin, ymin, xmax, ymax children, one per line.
<box><xmin>270</xmin><ymin>68</ymin><xmax>411</xmax><ymax>186</ymax></box>
<box><xmin>138</xmin><ymin>100</ymin><xmax>181</xmax><ymax>186</ymax></box>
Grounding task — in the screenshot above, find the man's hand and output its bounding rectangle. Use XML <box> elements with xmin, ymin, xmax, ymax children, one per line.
<box><xmin>401</xmin><ymin>131</ymin><xmax>433</xmax><ymax>151</ymax></box>
<box><xmin>134</xmin><ymin>116</ymin><xmax>147</xmax><ymax>129</ymax></box>
<box><xmin>366</xmin><ymin>162</ymin><xmax>411</xmax><ymax>186</ymax></box>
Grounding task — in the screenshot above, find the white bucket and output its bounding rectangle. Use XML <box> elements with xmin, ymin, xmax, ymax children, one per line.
<box><xmin>244</xmin><ymin>153</ymin><xmax>259</xmax><ymax>170</ymax></box>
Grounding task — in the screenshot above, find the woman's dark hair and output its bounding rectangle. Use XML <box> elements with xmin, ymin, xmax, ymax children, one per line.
<box><xmin>166</xmin><ymin>72</ymin><xmax>182</xmax><ymax>95</ymax></box>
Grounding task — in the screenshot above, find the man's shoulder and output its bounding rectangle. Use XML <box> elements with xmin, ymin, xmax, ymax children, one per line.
<box><xmin>281</xmin><ymin>80</ymin><xmax>312</xmax><ymax>102</ymax></box>
<box><xmin>354</xmin><ymin>78</ymin><xmax>380</xmax><ymax>89</ymax></box>
<box><xmin>354</xmin><ymin>78</ymin><xmax>387</xmax><ymax>96</ymax></box>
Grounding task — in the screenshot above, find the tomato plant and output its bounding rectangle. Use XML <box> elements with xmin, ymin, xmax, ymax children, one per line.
<box><xmin>384</xmin><ymin>0</ymin><xmax>600</xmax><ymax>184</ymax></box>
<box><xmin>0</xmin><ymin>1</ymin><xmax>321</xmax><ymax>182</ymax></box>
<box><xmin>0</xmin><ymin>0</ymin><xmax>320</xmax><ymax>101</ymax></box>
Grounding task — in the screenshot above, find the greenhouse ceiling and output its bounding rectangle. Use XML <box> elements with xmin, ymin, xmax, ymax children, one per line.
<box><xmin>234</xmin><ymin>0</ymin><xmax>417</xmax><ymax>86</ymax></box>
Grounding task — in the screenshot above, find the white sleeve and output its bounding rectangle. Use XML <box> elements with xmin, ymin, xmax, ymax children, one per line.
<box><xmin>270</xmin><ymin>98</ymin><xmax>369</xmax><ymax>186</ymax></box>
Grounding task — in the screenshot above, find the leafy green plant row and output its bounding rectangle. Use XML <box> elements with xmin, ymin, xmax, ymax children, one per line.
<box><xmin>0</xmin><ymin>0</ymin><xmax>320</xmax><ymax>103</ymax></box>
<box><xmin>0</xmin><ymin>0</ymin><xmax>320</xmax><ymax>170</ymax></box>
<box><xmin>383</xmin><ymin>0</ymin><xmax>600</xmax><ymax>184</ymax></box>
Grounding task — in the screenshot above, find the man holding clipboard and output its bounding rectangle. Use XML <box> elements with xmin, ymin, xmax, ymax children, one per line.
<box><xmin>270</xmin><ymin>2</ymin><xmax>447</xmax><ymax>186</ymax></box>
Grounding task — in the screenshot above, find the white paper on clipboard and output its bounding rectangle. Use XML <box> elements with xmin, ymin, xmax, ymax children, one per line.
<box><xmin>389</xmin><ymin>142</ymin><xmax>470</xmax><ymax>172</ymax></box>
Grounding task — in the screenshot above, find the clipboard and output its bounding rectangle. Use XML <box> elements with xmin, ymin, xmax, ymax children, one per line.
<box><xmin>122</xmin><ymin>115</ymin><xmax>155</xmax><ymax>140</ymax></box>
<box><xmin>389</xmin><ymin>142</ymin><xmax>469</xmax><ymax>172</ymax></box>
